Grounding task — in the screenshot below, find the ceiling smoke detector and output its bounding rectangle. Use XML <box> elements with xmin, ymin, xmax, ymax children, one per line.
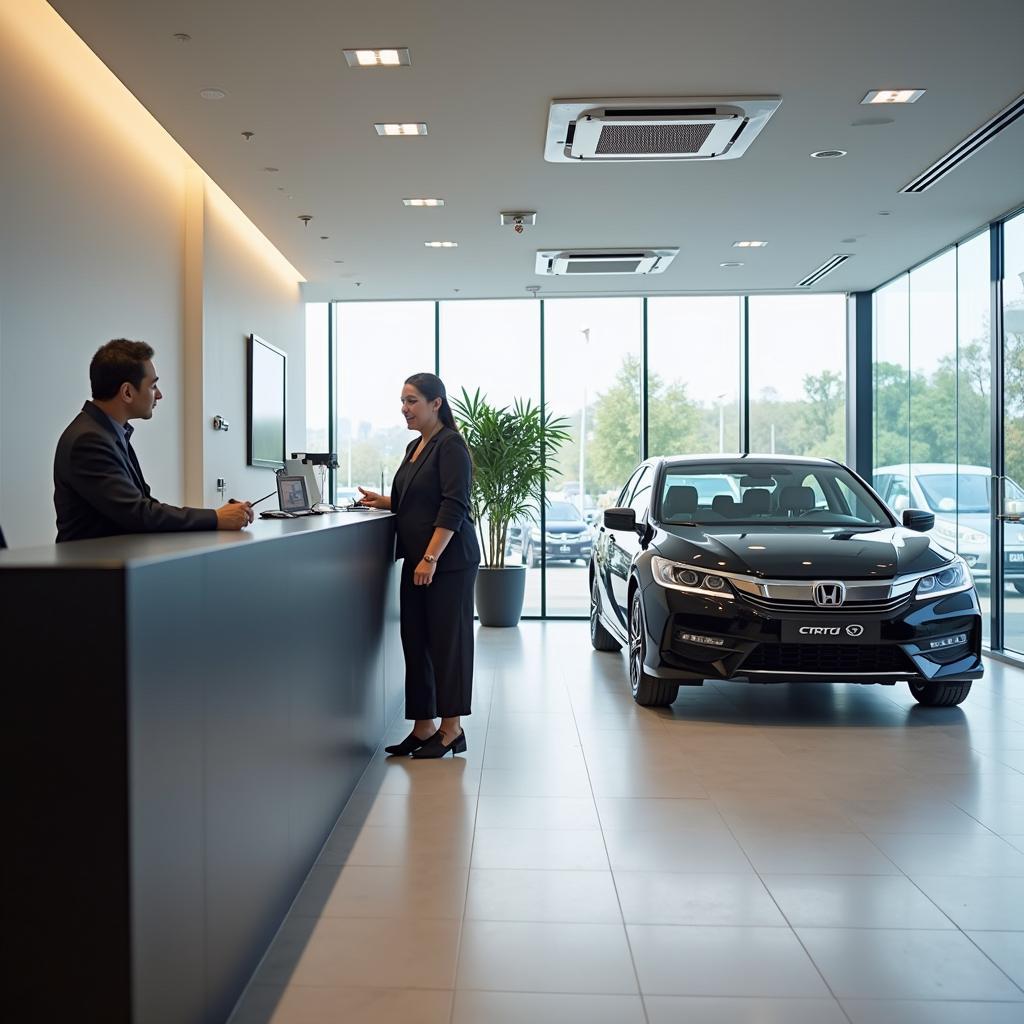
<box><xmin>545</xmin><ymin>96</ymin><xmax>781</xmax><ymax>163</ymax></box>
<box><xmin>535</xmin><ymin>248</ymin><xmax>678</xmax><ymax>275</ymax></box>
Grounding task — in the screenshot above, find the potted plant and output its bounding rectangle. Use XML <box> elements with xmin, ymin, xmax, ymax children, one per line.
<box><xmin>451</xmin><ymin>388</ymin><xmax>570</xmax><ymax>626</ymax></box>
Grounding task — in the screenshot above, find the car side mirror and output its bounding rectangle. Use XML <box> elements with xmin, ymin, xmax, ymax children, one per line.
<box><xmin>603</xmin><ymin>507</ymin><xmax>636</xmax><ymax>532</ymax></box>
<box><xmin>902</xmin><ymin>508</ymin><xmax>935</xmax><ymax>533</ymax></box>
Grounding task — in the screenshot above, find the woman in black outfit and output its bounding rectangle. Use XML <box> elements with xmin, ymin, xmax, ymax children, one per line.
<box><xmin>357</xmin><ymin>373</ymin><xmax>480</xmax><ymax>758</ymax></box>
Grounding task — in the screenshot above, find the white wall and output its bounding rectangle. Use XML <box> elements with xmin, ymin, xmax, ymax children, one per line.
<box><xmin>0</xmin><ymin>1</ymin><xmax>303</xmax><ymax>548</ymax></box>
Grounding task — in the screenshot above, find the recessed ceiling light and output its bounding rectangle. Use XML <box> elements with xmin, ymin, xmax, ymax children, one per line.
<box><xmin>732</xmin><ymin>240</ymin><xmax>767</xmax><ymax>248</ymax></box>
<box><xmin>425</xmin><ymin>241</ymin><xmax>457</xmax><ymax>248</ymax></box>
<box><xmin>199</xmin><ymin>88</ymin><xmax>226</xmax><ymax>100</ymax></box>
<box><xmin>810</xmin><ymin>149</ymin><xmax>847</xmax><ymax>159</ymax></box>
<box><xmin>840</xmin><ymin>237</ymin><xmax>858</xmax><ymax>244</ymax></box>
<box><xmin>862</xmin><ymin>89</ymin><xmax>925</xmax><ymax>105</ymax></box>
<box><xmin>403</xmin><ymin>198</ymin><xmax>445</xmax><ymax>207</ymax></box>
<box><xmin>878</xmin><ymin>210</ymin><xmax>893</xmax><ymax>216</ymax></box>
<box><xmin>719</xmin><ymin>261</ymin><xmax>744</xmax><ymax>268</ymax></box>
<box><xmin>374</xmin><ymin>123</ymin><xmax>427</xmax><ymax>136</ymax></box>
<box><xmin>344</xmin><ymin>48</ymin><xmax>411</xmax><ymax>68</ymax></box>
<box><xmin>263</xmin><ymin>166</ymin><xmax>279</xmax><ymax>173</ymax></box>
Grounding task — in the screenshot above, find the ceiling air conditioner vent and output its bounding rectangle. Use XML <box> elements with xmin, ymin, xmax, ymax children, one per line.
<box><xmin>535</xmin><ymin>249</ymin><xmax>679</xmax><ymax>276</ymax></box>
<box><xmin>546</xmin><ymin>96</ymin><xmax>781</xmax><ymax>163</ymax></box>
<box><xmin>900</xmin><ymin>90</ymin><xmax>1024</xmax><ymax>193</ymax></box>
<box><xmin>796</xmin><ymin>254</ymin><xmax>852</xmax><ymax>288</ymax></box>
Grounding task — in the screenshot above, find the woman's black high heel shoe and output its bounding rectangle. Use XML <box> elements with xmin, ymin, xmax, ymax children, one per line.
<box><xmin>411</xmin><ymin>729</ymin><xmax>467</xmax><ymax>759</ymax></box>
<box><xmin>385</xmin><ymin>731</ymin><xmax>437</xmax><ymax>756</ymax></box>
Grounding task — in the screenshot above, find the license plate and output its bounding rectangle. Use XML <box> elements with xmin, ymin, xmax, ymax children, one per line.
<box><xmin>782</xmin><ymin>621</ymin><xmax>880</xmax><ymax>643</ymax></box>
<box><xmin>1009</xmin><ymin>552</ymin><xmax>1024</xmax><ymax>563</ymax></box>
<box><xmin>559</xmin><ymin>545</ymin><xmax>571</xmax><ymax>553</ymax></box>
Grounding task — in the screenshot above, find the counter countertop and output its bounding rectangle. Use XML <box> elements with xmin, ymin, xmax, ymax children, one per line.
<box><xmin>0</xmin><ymin>509</ymin><xmax>394</xmax><ymax>569</ymax></box>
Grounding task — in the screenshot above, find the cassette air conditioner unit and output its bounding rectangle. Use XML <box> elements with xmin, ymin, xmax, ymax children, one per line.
<box><xmin>535</xmin><ymin>249</ymin><xmax>678</xmax><ymax>276</ymax></box>
<box><xmin>545</xmin><ymin>97</ymin><xmax>781</xmax><ymax>163</ymax></box>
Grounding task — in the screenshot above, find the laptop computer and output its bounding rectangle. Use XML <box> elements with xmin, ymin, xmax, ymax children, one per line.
<box><xmin>276</xmin><ymin>475</ymin><xmax>318</xmax><ymax>516</ymax></box>
<box><xmin>283</xmin><ymin>458</ymin><xmax>322</xmax><ymax>506</ymax></box>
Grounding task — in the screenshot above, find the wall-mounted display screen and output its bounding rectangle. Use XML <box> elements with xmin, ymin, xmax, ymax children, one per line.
<box><xmin>248</xmin><ymin>334</ymin><xmax>286</xmax><ymax>469</ymax></box>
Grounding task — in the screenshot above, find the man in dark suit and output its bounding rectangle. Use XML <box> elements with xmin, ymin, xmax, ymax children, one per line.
<box><xmin>54</xmin><ymin>339</ymin><xmax>253</xmax><ymax>542</ymax></box>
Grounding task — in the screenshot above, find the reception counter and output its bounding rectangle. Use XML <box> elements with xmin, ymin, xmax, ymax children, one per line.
<box><xmin>2</xmin><ymin>513</ymin><xmax>403</xmax><ymax>1024</ymax></box>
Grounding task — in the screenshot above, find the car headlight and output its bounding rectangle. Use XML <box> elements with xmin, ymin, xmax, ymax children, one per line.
<box><xmin>915</xmin><ymin>557</ymin><xmax>973</xmax><ymax>600</ymax></box>
<box><xmin>651</xmin><ymin>556</ymin><xmax>734</xmax><ymax>599</ymax></box>
<box><xmin>932</xmin><ymin>520</ymin><xmax>987</xmax><ymax>547</ymax></box>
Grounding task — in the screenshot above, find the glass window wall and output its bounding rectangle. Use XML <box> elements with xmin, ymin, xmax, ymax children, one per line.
<box><xmin>1003</xmin><ymin>212</ymin><xmax>1024</xmax><ymax>654</ymax></box>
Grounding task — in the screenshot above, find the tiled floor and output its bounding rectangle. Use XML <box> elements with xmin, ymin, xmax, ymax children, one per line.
<box><xmin>231</xmin><ymin>623</ymin><xmax>1024</xmax><ymax>1024</ymax></box>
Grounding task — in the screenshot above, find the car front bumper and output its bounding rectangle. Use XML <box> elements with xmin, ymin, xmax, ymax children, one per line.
<box><xmin>639</xmin><ymin>580</ymin><xmax>984</xmax><ymax>684</ymax></box>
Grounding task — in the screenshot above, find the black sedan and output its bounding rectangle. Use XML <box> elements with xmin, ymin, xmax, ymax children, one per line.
<box><xmin>589</xmin><ymin>455</ymin><xmax>983</xmax><ymax>708</ymax></box>
<box><xmin>507</xmin><ymin>500</ymin><xmax>593</xmax><ymax>567</ymax></box>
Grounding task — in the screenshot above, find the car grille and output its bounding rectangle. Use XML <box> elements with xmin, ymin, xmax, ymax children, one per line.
<box><xmin>737</xmin><ymin>591</ymin><xmax>911</xmax><ymax>616</ymax></box>
<box><xmin>742</xmin><ymin>643</ymin><xmax>913</xmax><ymax>675</ymax></box>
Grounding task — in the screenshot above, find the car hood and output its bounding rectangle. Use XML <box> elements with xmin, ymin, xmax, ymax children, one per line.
<box><xmin>651</xmin><ymin>524</ymin><xmax>954</xmax><ymax>580</ymax></box>
<box><xmin>541</xmin><ymin>519</ymin><xmax>588</xmax><ymax>533</ymax></box>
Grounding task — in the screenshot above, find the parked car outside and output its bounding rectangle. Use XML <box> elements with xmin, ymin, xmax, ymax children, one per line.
<box><xmin>590</xmin><ymin>454</ymin><xmax>982</xmax><ymax>708</ymax></box>
<box><xmin>874</xmin><ymin>464</ymin><xmax>1024</xmax><ymax>592</ymax></box>
<box><xmin>507</xmin><ymin>500</ymin><xmax>593</xmax><ymax>567</ymax></box>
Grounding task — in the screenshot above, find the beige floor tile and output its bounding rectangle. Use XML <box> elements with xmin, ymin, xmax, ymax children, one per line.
<box><xmin>475</xmin><ymin>795</ymin><xmax>599</xmax><ymax>830</ymax></box>
<box><xmin>796</xmin><ymin>927</ymin><xmax>1024</xmax><ymax>1000</ymax></box>
<box><xmin>841</xmin><ymin>1000</ymin><xmax>1024</xmax><ymax>1024</ymax></box>
<box><xmin>615</xmin><ymin>872</ymin><xmax>785</xmax><ymax>926</ymax></box>
<box><xmin>230</xmin><ymin>985</ymin><xmax>452</xmax><ymax>1024</ymax></box>
<box><xmin>465</xmin><ymin>868</ymin><xmax>621</xmax><ymax>923</ymax></box>
<box><xmin>451</xmin><ymin>991</ymin><xmax>645</xmax><ymax>1024</ymax></box>
<box><xmin>471</xmin><ymin>827</ymin><xmax>609</xmax><ymax>870</ymax></box>
<box><xmin>479</xmin><ymin>767</ymin><xmax>593</xmax><ymax>798</ymax></box>
<box><xmin>735</xmin><ymin>832</ymin><xmax>900</xmax><ymax>875</ymax></box>
<box><xmin>838</xmin><ymin>798</ymin><xmax>992</xmax><ymax>834</ymax></box>
<box><xmin>910</xmin><ymin>875</ymin><xmax>1024</xmax><ymax>930</ymax></box>
<box><xmin>966</xmin><ymin>930</ymin><xmax>1024</xmax><ymax>989</ymax></box>
<box><xmin>596</xmin><ymin>797</ymin><xmax>728</xmax><ymax>832</ymax></box>
<box><xmin>603</xmin><ymin>828</ymin><xmax>753</xmax><ymax>873</ymax></box>
<box><xmin>318</xmin><ymin>824</ymin><xmax>473</xmax><ymax>867</ymax></box>
<box><xmin>587</xmin><ymin>765</ymin><xmax>709</xmax><ymax>799</ymax></box>
<box><xmin>626</xmin><ymin>925</ymin><xmax>829</xmax><ymax>996</ymax></box>
<box><xmin>868</xmin><ymin>832</ymin><xmax>1024</xmax><ymax>876</ymax></box>
<box><xmin>293</xmin><ymin>862</ymin><xmax>468</xmax><ymax>919</ymax></box>
<box><xmin>456</xmin><ymin>921</ymin><xmax>638</xmax><ymax>993</ymax></box>
<box><xmin>256</xmin><ymin>916</ymin><xmax>459</xmax><ymax>989</ymax></box>
<box><xmin>337</xmin><ymin>792</ymin><xmax>477</xmax><ymax>830</ymax></box>
<box><xmin>715</xmin><ymin>796</ymin><xmax>859</xmax><ymax>833</ymax></box>
<box><xmin>762</xmin><ymin>874</ymin><xmax>955</xmax><ymax>929</ymax></box>
<box><xmin>644</xmin><ymin>996</ymin><xmax>848</xmax><ymax>1024</ymax></box>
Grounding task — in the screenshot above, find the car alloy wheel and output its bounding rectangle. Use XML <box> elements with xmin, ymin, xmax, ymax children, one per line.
<box><xmin>629</xmin><ymin>594</ymin><xmax>644</xmax><ymax>697</ymax></box>
<box><xmin>590</xmin><ymin>576</ymin><xmax>620</xmax><ymax>652</ymax></box>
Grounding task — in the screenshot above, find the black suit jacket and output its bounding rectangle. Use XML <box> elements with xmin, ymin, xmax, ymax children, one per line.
<box><xmin>391</xmin><ymin>427</ymin><xmax>480</xmax><ymax>571</ymax></box>
<box><xmin>53</xmin><ymin>401</ymin><xmax>217</xmax><ymax>542</ymax></box>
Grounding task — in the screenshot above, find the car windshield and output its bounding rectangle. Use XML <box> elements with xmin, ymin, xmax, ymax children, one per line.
<box><xmin>917</xmin><ymin>472</ymin><xmax>1024</xmax><ymax>513</ymax></box>
<box><xmin>546</xmin><ymin>501</ymin><xmax>582</xmax><ymax>521</ymax></box>
<box><xmin>657</xmin><ymin>462</ymin><xmax>891</xmax><ymax>527</ymax></box>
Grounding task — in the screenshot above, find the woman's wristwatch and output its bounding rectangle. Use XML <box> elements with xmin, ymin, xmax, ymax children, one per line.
<box><xmin>423</xmin><ymin>554</ymin><xmax>437</xmax><ymax>564</ymax></box>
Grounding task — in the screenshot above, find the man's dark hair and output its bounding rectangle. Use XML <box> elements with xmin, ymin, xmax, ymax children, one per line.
<box><xmin>89</xmin><ymin>339</ymin><xmax>155</xmax><ymax>400</ymax></box>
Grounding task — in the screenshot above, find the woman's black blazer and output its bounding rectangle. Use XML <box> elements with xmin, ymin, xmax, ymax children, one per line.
<box><xmin>391</xmin><ymin>427</ymin><xmax>480</xmax><ymax>571</ymax></box>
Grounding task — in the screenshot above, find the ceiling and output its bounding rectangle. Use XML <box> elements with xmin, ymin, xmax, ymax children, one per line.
<box><xmin>51</xmin><ymin>0</ymin><xmax>1024</xmax><ymax>301</ymax></box>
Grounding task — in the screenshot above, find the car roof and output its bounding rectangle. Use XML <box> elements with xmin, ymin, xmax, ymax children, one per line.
<box><xmin>874</xmin><ymin>463</ymin><xmax>992</xmax><ymax>475</ymax></box>
<box><xmin>656</xmin><ymin>453</ymin><xmax>839</xmax><ymax>469</ymax></box>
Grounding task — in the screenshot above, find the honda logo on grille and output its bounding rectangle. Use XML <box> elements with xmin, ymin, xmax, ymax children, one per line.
<box><xmin>813</xmin><ymin>581</ymin><xmax>846</xmax><ymax>607</ymax></box>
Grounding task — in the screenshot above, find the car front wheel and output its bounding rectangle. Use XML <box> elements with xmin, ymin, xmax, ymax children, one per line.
<box><xmin>628</xmin><ymin>590</ymin><xmax>678</xmax><ymax>707</ymax></box>
<box><xmin>908</xmin><ymin>679</ymin><xmax>973</xmax><ymax>706</ymax></box>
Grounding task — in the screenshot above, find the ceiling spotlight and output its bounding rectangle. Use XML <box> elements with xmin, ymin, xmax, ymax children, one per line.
<box><xmin>298</xmin><ymin>214</ymin><xmax>312</xmax><ymax>226</ymax></box>
<box><xmin>878</xmin><ymin>210</ymin><xmax>893</xmax><ymax>216</ymax></box>
<box><xmin>424</xmin><ymin>241</ymin><xmax>457</xmax><ymax>248</ymax></box>
<box><xmin>263</xmin><ymin>166</ymin><xmax>279</xmax><ymax>173</ymax></box>
<box><xmin>320</xmin><ymin>235</ymin><xmax>329</xmax><ymax>240</ymax></box>
<box><xmin>810</xmin><ymin>149</ymin><xmax>847</xmax><ymax>159</ymax></box>
<box><xmin>374</xmin><ymin>122</ymin><xmax>428</xmax><ymax>136</ymax></box>
<box><xmin>862</xmin><ymin>89</ymin><xmax>925</xmax><ymax>105</ymax></box>
<box><xmin>241</xmin><ymin>131</ymin><xmax>255</xmax><ymax>141</ymax></box>
<box><xmin>732</xmin><ymin>240</ymin><xmax>767</xmax><ymax>248</ymax></box>
<box><xmin>199</xmin><ymin>88</ymin><xmax>226</xmax><ymax>100</ymax></box>
<box><xmin>719</xmin><ymin>261</ymin><xmax>744</xmax><ymax>268</ymax></box>
<box><xmin>172</xmin><ymin>33</ymin><xmax>191</xmax><ymax>43</ymax></box>
<box><xmin>344</xmin><ymin>48</ymin><xmax>411</xmax><ymax>68</ymax></box>
<box><xmin>402</xmin><ymin>198</ymin><xmax>445</xmax><ymax>207</ymax></box>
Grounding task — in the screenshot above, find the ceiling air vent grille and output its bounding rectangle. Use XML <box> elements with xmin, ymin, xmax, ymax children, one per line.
<box><xmin>535</xmin><ymin>248</ymin><xmax>679</xmax><ymax>276</ymax></box>
<box><xmin>797</xmin><ymin>254</ymin><xmax>852</xmax><ymax>288</ymax></box>
<box><xmin>901</xmin><ymin>90</ymin><xmax>1024</xmax><ymax>193</ymax></box>
<box><xmin>545</xmin><ymin>97</ymin><xmax>781</xmax><ymax>163</ymax></box>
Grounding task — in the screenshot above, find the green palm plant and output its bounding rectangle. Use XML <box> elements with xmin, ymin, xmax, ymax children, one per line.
<box><xmin>451</xmin><ymin>388</ymin><xmax>571</xmax><ymax>568</ymax></box>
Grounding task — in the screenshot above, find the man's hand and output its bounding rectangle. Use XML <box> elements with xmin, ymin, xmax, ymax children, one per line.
<box><xmin>357</xmin><ymin>486</ymin><xmax>390</xmax><ymax>510</ymax></box>
<box><xmin>216</xmin><ymin>500</ymin><xmax>253</xmax><ymax>530</ymax></box>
